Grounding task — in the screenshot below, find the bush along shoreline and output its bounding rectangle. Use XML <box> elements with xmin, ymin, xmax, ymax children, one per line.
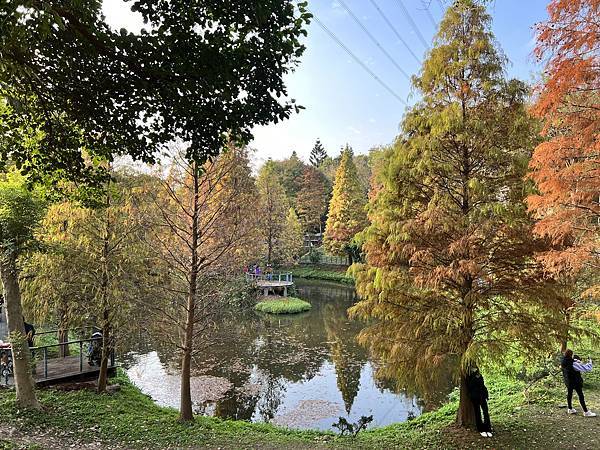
<box><xmin>286</xmin><ymin>266</ymin><xmax>355</xmax><ymax>285</ymax></box>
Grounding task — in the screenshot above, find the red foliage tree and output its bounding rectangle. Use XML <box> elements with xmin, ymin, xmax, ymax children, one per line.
<box><xmin>528</xmin><ymin>0</ymin><xmax>599</xmax><ymax>282</ymax></box>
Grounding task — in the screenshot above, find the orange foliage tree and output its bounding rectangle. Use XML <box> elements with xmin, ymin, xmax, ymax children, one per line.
<box><xmin>528</xmin><ymin>0</ymin><xmax>599</xmax><ymax>286</ymax></box>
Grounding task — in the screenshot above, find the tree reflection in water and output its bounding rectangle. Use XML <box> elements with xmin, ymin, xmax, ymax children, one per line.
<box><xmin>125</xmin><ymin>280</ymin><xmax>438</xmax><ymax>430</ymax></box>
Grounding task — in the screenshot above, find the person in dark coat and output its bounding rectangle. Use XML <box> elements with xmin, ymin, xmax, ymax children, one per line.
<box><xmin>466</xmin><ymin>367</ymin><xmax>492</xmax><ymax>437</ymax></box>
<box><xmin>23</xmin><ymin>318</ymin><xmax>35</xmax><ymax>348</ymax></box>
<box><xmin>561</xmin><ymin>349</ymin><xmax>596</xmax><ymax>417</ymax></box>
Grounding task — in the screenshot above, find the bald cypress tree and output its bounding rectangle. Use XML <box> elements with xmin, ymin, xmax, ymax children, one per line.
<box><xmin>350</xmin><ymin>0</ymin><xmax>563</xmax><ymax>428</ymax></box>
<box><xmin>323</xmin><ymin>146</ymin><xmax>367</xmax><ymax>263</ymax></box>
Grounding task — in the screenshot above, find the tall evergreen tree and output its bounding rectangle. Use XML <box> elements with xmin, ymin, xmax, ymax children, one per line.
<box><xmin>309</xmin><ymin>139</ymin><xmax>328</xmax><ymax>167</ymax></box>
<box><xmin>323</xmin><ymin>146</ymin><xmax>367</xmax><ymax>263</ymax></box>
<box><xmin>257</xmin><ymin>161</ymin><xmax>290</xmax><ymax>265</ymax></box>
<box><xmin>350</xmin><ymin>0</ymin><xmax>563</xmax><ymax>428</ymax></box>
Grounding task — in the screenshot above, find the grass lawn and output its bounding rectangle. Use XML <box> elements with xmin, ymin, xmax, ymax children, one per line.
<box><xmin>254</xmin><ymin>297</ymin><xmax>312</xmax><ymax>314</ymax></box>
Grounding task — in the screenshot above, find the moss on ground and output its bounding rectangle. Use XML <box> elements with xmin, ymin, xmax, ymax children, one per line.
<box><xmin>254</xmin><ymin>297</ymin><xmax>312</xmax><ymax>314</ymax></box>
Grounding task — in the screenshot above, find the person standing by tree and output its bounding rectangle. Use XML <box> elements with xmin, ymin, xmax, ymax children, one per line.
<box><xmin>562</xmin><ymin>349</ymin><xmax>597</xmax><ymax>417</ymax></box>
<box><xmin>466</xmin><ymin>367</ymin><xmax>492</xmax><ymax>437</ymax></box>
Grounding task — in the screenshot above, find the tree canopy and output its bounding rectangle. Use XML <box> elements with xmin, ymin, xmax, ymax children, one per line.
<box><xmin>0</xmin><ymin>1</ymin><xmax>311</xmax><ymax>182</ymax></box>
<box><xmin>350</xmin><ymin>0</ymin><xmax>563</xmax><ymax>427</ymax></box>
<box><xmin>528</xmin><ymin>0</ymin><xmax>599</xmax><ymax>288</ymax></box>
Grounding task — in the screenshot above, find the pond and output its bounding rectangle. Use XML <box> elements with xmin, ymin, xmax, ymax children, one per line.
<box><xmin>123</xmin><ymin>279</ymin><xmax>435</xmax><ymax>431</ymax></box>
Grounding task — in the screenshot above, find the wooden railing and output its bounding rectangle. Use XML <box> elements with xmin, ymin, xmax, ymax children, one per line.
<box><xmin>245</xmin><ymin>272</ymin><xmax>293</xmax><ymax>283</ymax></box>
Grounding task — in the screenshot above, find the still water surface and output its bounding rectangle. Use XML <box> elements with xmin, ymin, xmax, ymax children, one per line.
<box><xmin>124</xmin><ymin>279</ymin><xmax>426</xmax><ymax>430</ymax></box>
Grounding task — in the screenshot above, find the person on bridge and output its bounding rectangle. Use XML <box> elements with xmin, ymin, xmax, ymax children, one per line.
<box><xmin>23</xmin><ymin>317</ymin><xmax>35</xmax><ymax>348</ymax></box>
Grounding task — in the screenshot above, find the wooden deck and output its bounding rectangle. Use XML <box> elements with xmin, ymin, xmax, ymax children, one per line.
<box><xmin>32</xmin><ymin>355</ymin><xmax>116</xmax><ymax>387</ymax></box>
<box><xmin>0</xmin><ymin>315</ymin><xmax>116</xmax><ymax>387</ymax></box>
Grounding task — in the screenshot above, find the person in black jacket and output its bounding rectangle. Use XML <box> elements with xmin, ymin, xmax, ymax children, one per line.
<box><xmin>466</xmin><ymin>366</ymin><xmax>492</xmax><ymax>437</ymax></box>
<box><xmin>561</xmin><ymin>349</ymin><xmax>596</xmax><ymax>416</ymax></box>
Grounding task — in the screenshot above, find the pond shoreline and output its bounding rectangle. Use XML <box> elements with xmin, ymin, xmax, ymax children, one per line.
<box><xmin>1</xmin><ymin>362</ymin><xmax>598</xmax><ymax>449</ymax></box>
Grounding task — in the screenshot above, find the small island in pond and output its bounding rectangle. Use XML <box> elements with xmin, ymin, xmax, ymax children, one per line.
<box><xmin>254</xmin><ymin>297</ymin><xmax>312</xmax><ymax>314</ymax></box>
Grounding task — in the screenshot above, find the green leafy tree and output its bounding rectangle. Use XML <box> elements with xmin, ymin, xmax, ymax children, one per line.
<box><xmin>323</xmin><ymin>146</ymin><xmax>367</xmax><ymax>263</ymax></box>
<box><xmin>272</xmin><ymin>151</ymin><xmax>308</xmax><ymax>208</ymax></box>
<box><xmin>309</xmin><ymin>139</ymin><xmax>327</xmax><ymax>167</ymax></box>
<box><xmin>22</xmin><ymin>172</ymin><xmax>154</xmax><ymax>393</ymax></box>
<box><xmin>296</xmin><ymin>167</ymin><xmax>329</xmax><ymax>233</ymax></box>
<box><xmin>0</xmin><ymin>1</ymin><xmax>311</xmax><ymax>182</ymax></box>
<box><xmin>350</xmin><ymin>0</ymin><xmax>564</xmax><ymax>428</ymax></box>
<box><xmin>0</xmin><ymin>171</ymin><xmax>45</xmax><ymax>409</ymax></box>
<box><xmin>279</xmin><ymin>208</ymin><xmax>304</xmax><ymax>264</ymax></box>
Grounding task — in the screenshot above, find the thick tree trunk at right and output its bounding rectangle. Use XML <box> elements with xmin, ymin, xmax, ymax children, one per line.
<box><xmin>456</xmin><ymin>376</ymin><xmax>476</xmax><ymax>428</ymax></box>
<box><xmin>0</xmin><ymin>255</ymin><xmax>40</xmax><ymax>409</ymax></box>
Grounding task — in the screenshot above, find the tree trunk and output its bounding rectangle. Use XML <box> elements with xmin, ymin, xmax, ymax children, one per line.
<box><xmin>179</xmin><ymin>305</ymin><xmax>194</xmax><ymax>421</ymax></box>
<box><xmin>58</xmin><ymin>327</ymin><xmax>70</xmax><ymax>358</ymax></box>
<box><xmin>97</xmin><ymin>185</ymin><xmax>111</xmax><ymax>393</ymax></box>
<box><xmin>0</xmin><ymin>255</ymin><xmax>40</xmax><ymax>409</ymax></box>
<box><xmin>456</xmin><ymin>375</ymin><xmax>476</xmax><ymax>428</ymax></box>
<box><xmin>96</xmin><ymin>309</ymin><xmax>110</xmax><ymax>393</ymax></box>
<box><xmin>58</xmin><ymin>306</ymin><xmax>70</xmax><ymax>357</ymax></box>
<box><xmin>267</xmin><ymin>230</ymin><xmax>273</xmax><ymax>266</ymax></box>
<box><xmin>560</xmin><ymin>309</ymin><xmax>570</xmax><ymax>353</ymax></box>
<box><xmin>180</xmin><ymin>163</ymin><xmax>199</xmax><ymax>422</ymax></box>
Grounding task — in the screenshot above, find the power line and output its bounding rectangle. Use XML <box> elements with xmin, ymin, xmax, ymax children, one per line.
<box><xmin>367</xmin><ymin>0</ymin><xmax>421</xmax><ymax>64</ymax></box>
<box><xmin>393</xmin><ymin>0</ymin><xmax>430</xmax><ymax>49</ymax></box>
<box><xmin>420</xmin><ymin>0</ymin><xmax>438</xmax><ymax>29</ymax></box>
<box><xmin>336</xmin><ymin>0</ymin><xmax>410</xmax><ymax>80</ymax></box>
<box><xmin>436</xmin><ymin>0</ymin><xmax>446</xmax><ymax>12</ymax></box>
<box><xmin>311</xmin><ymin>14</ymin><xmax>407</xmax><ymax>106</ymax></box>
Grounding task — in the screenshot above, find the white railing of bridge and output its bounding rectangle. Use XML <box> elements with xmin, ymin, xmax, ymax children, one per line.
<box><xmin>245</xmin><ymin>272</ymin><xmax>293</xmax><ymax>283</ymax></box>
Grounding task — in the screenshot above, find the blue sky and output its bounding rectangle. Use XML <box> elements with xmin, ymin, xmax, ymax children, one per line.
<box><xmin>102</xmin><ymin>0</ymin><xmax>550</xmax><ymax>167</ymax></box>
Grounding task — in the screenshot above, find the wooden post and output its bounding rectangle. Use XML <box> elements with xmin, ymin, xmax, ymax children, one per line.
<box><xmin>79</xmin><ymin>341</ymin><xmax>83</xmax><ymax>372</ymax></box>
<box><xmin>284</xmin><ymin>286</ymin><xmax>287</xmax><ymax>297</ymax></box>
